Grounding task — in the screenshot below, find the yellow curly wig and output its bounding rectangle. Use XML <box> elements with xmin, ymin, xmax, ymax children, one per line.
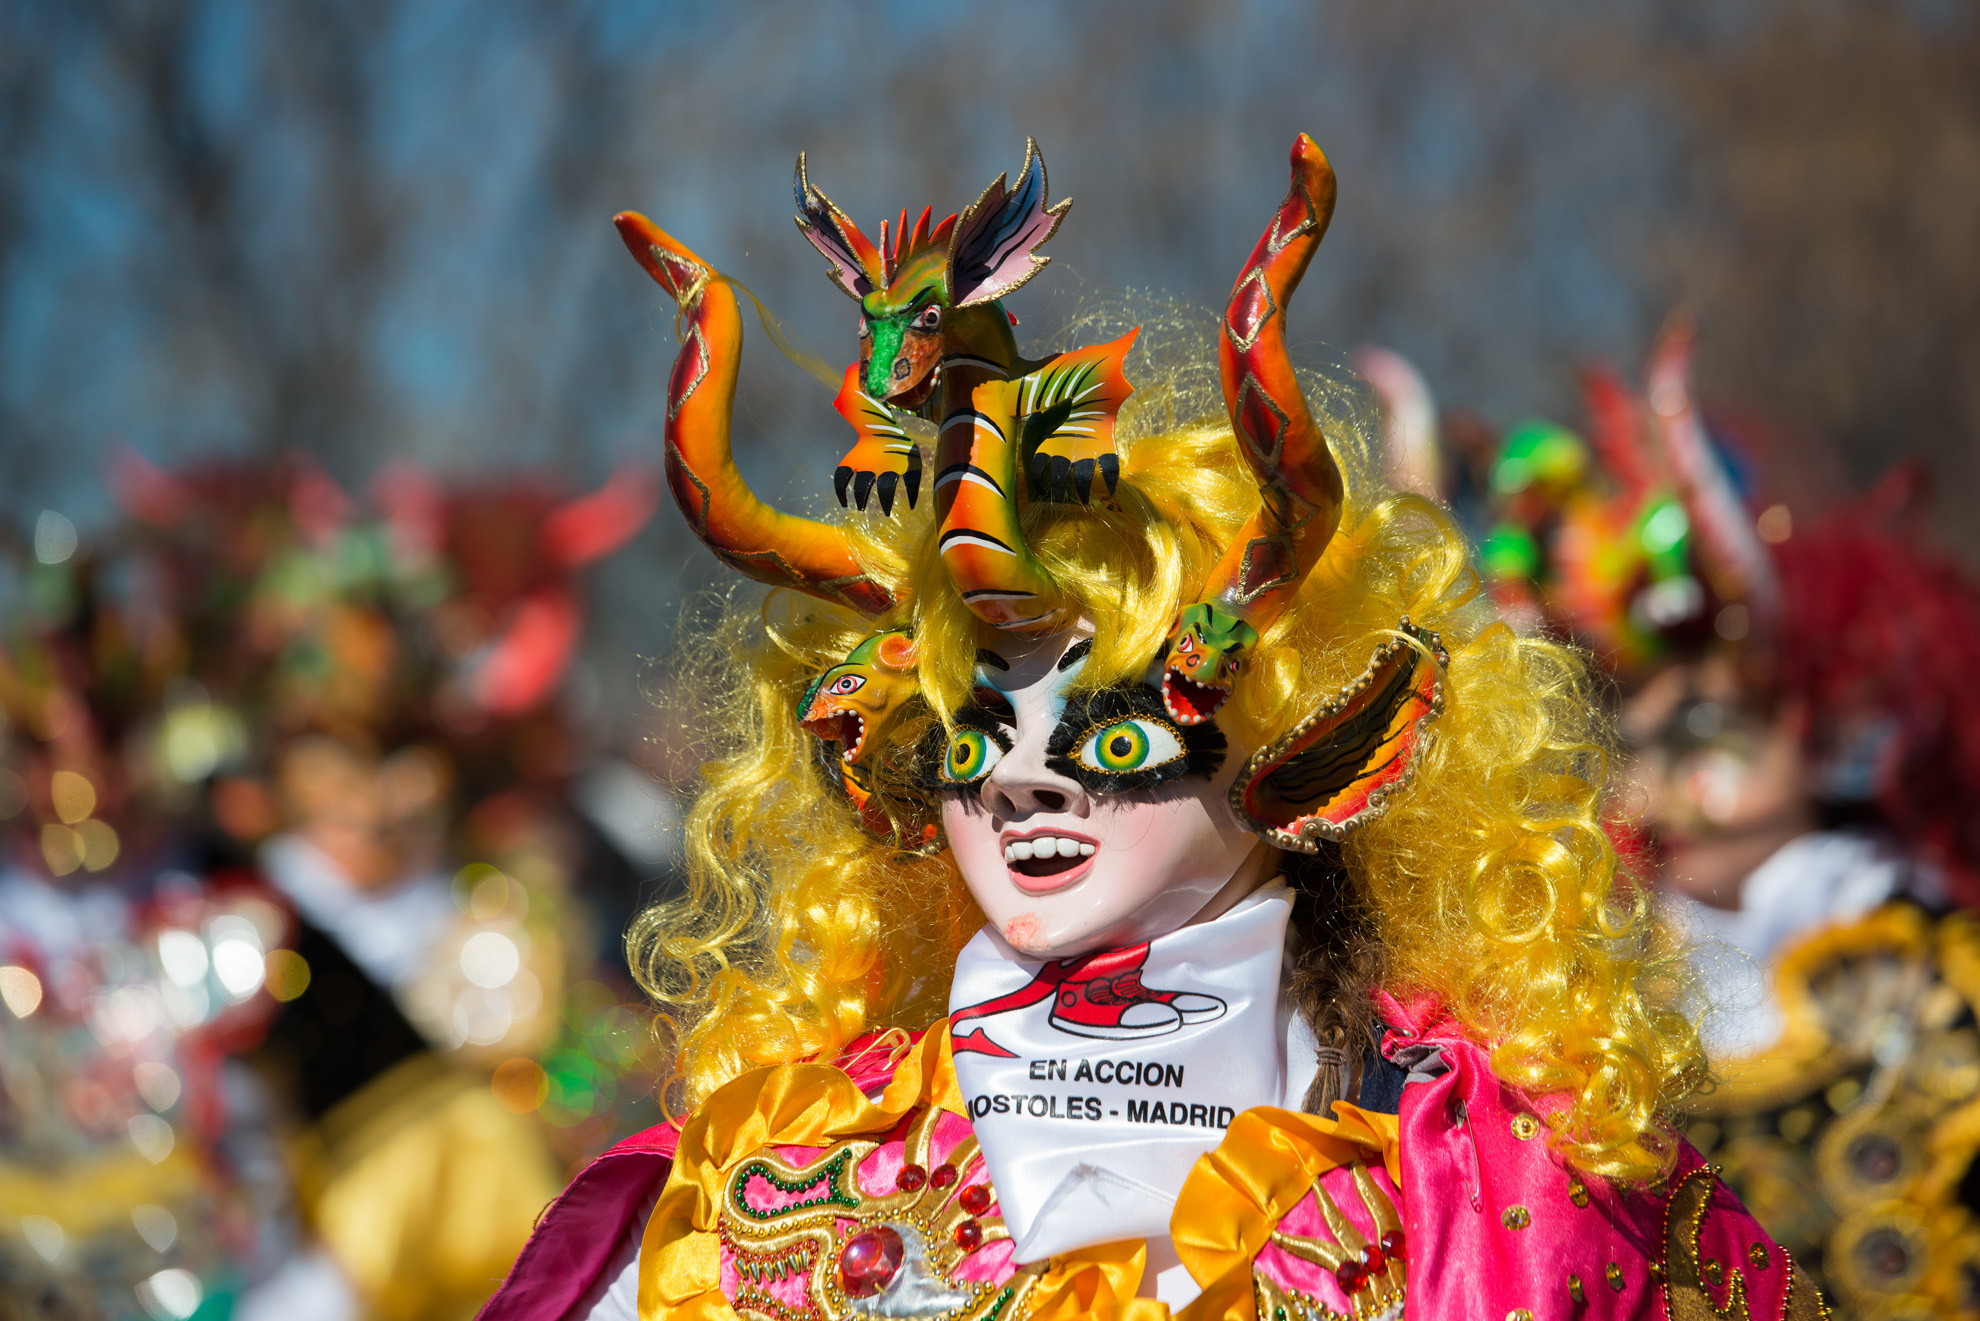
<box><xmin>628</xmin><ymin>296</ymin><xmax>1705</xmax><ymax>1186</ymax></box>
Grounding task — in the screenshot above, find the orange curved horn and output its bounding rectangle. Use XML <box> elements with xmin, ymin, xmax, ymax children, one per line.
<box><xmin>614</xmin><ymin>212</ymin><xmax>893</xmax><ymax>617</ymax></box>
<box><xmin>1212</xmin><ymin>133</ymin><xmax>1345</xmax><ymax>619</ymax></box>
<box><xmin>1158</xmin><ymin>135</ymin><xmax>1346</xmax><ymax>727</ymax></box>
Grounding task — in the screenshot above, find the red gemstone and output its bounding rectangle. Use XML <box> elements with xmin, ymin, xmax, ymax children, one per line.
<box><xmin>930</xmin><ymin>1164</ymin><xmax>959</xmax><ymax>1189</ymax></box>
<box><xmin>1335</xmin><ymin>1259</ymin><xmax>1367</xmax><ymax>1294</ymax></box>
<box><xmin>1359</xmin><ymin>1243</ymin><xmax>1386</xmax><ymax>1275</ymax></box>
<box><xmin>838</xmin><ymin>1227</ymin><xmax>904</xmax><ymax>1298</ymax></box>
<box><xmin>959</xmin><ymin>1183</ymin><xmax>993</xmax><ymax>1216</ymax></box>
<box><xmin>954</xmin><ymin>1219</ymin><xmax>984</xmax><ymax>1251</ymax></box>
<box><xmin>895</xmin><ymin>1163</ymin><xmax>927</xmax><ymax>1192</ymax></box>
<box><xmin>1379</xmin><ymin>1229</ymin><xmax>1405</xmax><ymax>1263</ymax></box>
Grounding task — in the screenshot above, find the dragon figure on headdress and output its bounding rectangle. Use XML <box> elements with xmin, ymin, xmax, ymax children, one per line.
<box><xmin>612</xmin><ymin>135</ymin><xmax>1442</xmax><ymax>853</ymax></box>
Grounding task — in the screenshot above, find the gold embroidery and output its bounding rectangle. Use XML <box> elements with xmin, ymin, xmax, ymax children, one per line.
<box><xmin>1681</xmin><ymin>907</ymin><xmax>1980</xmax><ymax>1317</ymax></box>
<box><xmin>1254</xmin><ymin>1160</ymin><xmax>1405</xmax><ymax>1321</ymax></box>
<box><xmin>1823</xmin><ymin>1205</ymin><xmax>1928</xmax><ymax>1302</ymax></box>
<box><xmin>1747</xmin><ymin>1243</ymin><xmax>1769</xmax><ymax>1270</ymax></box>
<box><xmin>1251</xmin><ymin>1275</ymin><xmax>1348</xmax><ymax>1321</ymax></box>
<box><xmin>1780</xmin><ymin>1251</ymin><xmax>1835</xmax><ymax>1321</ymax></box>
<box><xmin>1663</xmin><ymin>1163</ymin><xmax>1753</xmax><ymax>1321</ymax></box>
<box><xmin>716</xmin><ymin>1105</ymin><xmax>1041</xmax><ymax>1321</ymax></box>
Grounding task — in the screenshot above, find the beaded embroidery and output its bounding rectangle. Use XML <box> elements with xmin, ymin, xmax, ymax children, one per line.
<box><xmin>715</xmin><ymin>1106</ymin><xmax>1042</xmax><ymax>1321</ymax></box>
<box><xmin>1250</xmin><ymin>1161</ymin><xmax>1407</xmax><ymax>1321</ymax></box>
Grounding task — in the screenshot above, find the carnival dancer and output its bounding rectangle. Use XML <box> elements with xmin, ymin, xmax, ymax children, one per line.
<box><xmin>0</xmin><ymin>522</ymin><xmax>303</xmax><ymax>1319</ymax></box>
<box><xmin>0</xmin><ymin>455</ymin><xmax>657</xmax><ymax>1321</ymax></box>
<box><xmin>481</xmin><ymin>136</ymin><xmax>1821</xmax><ymax>1321</ymax></box>
<box><xmin>184</xmin><ymin>458</ymin><xmax>658</xmax><ymax>1321</ymax></box>
<box><xmin>1474</xmin><ymin>319</ymin><xmax>1980</xmax><ymax>1316</ymax></box>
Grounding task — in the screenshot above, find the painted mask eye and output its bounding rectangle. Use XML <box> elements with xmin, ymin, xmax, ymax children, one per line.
<box><xmin>915</xmin><ymin>304</ymin><xmax>941</xmax><ymax>331</ymax></box>
<box><xmin>1077</xmin><ymin>719</ymin><xmax>1184</xmax><ymax>774</ymax></box>
<box><xmin>826</xmin><ymin>674</ymin><xmax>866</xmax><ymax>696</ymax></box>
<box><xmin>942</xmin><ymin>726</ymin><xmax>1005</xmax><ymax>786</ymax></box>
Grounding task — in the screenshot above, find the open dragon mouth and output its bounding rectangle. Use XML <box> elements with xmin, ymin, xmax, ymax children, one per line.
<box><xmin>801</xmin><ymin>711</ymin><xmax>867</xmax><ymax>762</ymax></box>
<box><xmin>890</xmin><ymin>362</ymin><xmax>940</xmax><ymax>411</ymax></box>
<box><xmin>1162</xmin><ymin>671</ymin><xmax>1228</xmax><ymax>725</ymax></box>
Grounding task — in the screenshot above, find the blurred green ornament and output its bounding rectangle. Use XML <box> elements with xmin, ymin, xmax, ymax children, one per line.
<box><xmin>1481</xmin><ymin>523</ymin><xmax>1543</xmax><ymax>582</ymax></box>
<box><xmin>1491</xmin><ymin>422</ymin><xmax>1588</xmax><ymax>497</ymax></box>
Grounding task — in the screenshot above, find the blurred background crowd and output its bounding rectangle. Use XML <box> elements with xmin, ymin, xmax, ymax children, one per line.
<box><xmin>3</xmin><ymin>1</ymin><xmax>1978</xmax><ymax>1319</ymax></box>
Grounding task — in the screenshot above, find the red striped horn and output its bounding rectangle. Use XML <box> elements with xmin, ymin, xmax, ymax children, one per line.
<box><xmin>615</xmin><ymin>212</ymin><xmax>893</xmax><ymax>617</ymax></box>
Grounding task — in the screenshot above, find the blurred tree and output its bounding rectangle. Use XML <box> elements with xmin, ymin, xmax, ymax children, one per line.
<box><xmin>0</xmin><ymin>0</ymin><xmax>1973</xmax><ymax>597</ymax></box>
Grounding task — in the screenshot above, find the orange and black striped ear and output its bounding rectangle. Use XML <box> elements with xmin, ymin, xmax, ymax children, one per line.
<box><xmin>1230</xmin><ymin>621</ymin><xmax>1447</xmax><ymax>850</ymax></box>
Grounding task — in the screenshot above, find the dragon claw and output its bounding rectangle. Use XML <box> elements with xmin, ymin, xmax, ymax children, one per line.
<box><xmin>835</xmin><ymin>466</ymin><xmax>855</xmax><ymax>507</ymax></box>
<box><xmin>1073</xmin><ymin>458</ymin><xmax>1096</xmax><ymax>503</ymax></box>
<box><xmin>853</xmin><ymin>470</ymin><xmax>877</xmax><ymax>510</ymax></box>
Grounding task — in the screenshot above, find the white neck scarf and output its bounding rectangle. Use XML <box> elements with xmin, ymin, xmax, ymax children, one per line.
<box><xmin>946</xmin><ymin>881</ymin><xmax>1310</xmax><ymax>1263</ymax></box>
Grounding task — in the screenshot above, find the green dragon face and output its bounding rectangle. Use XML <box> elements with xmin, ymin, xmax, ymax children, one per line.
<box><xmin>797</xmin><ymin>142</ymin><xmax>1063</xmax><ymax>415</ymax></box>
<box><xmin>858</xmin><ymin>253</ymin><xmax>948</xmax><ymax>407</ymax></box>
<box><xmin>1160</xmin><ymin>603</ymin><xmax>1259</xmax><ymax>726</ymax></box>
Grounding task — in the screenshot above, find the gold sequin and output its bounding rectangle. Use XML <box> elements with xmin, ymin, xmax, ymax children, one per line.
<box><xmin>1507</xmin><ymin>1312</ymin><xmax>1534</xmax><ymax>1321</ymax></box>
<box><xmin>1567</xmin><ymin>1274</ymin><xmax>1585</xmax><ymax>1304</ymax></box>
<box><xmin>1502</xmin><ymin>1205</ymin><xmax>1531</xmax><ymax>1230</ymax></box>
<box><xmin>1567</xmin><ymin>1178</ymin><xmax>1590</xmax><ymax>1208</ymax></box>
<box><xmin>1701</xmin><ymin>1257</ymin><xmax>1723</xmax><ymax>1286</ymax></box>
<box><xmin>1605</xmin><ymin>1263</ymin><xmax>1625</xmax><ymax>1292</ymax></box>
<box><xmin>1648</xmin><ymin>1259</ymin><xmax>1666</xmax><ymax>1283</ymax></box>
<box><xmin>1747</xmin><ymin>1242</ymin><xmax>1769</xmax><ymax>1269</ymax></box>
<box><xmin>1510</xmin><ymin>1113</ymin><xmax>1540</xmax><ymax>1140</ymax></box>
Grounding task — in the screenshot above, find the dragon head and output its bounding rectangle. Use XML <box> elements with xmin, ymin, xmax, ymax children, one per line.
<box><xmin>800</xmin><ymin>628</ymin><xmax>939</xmax><ymax>849</ymax></box>
<box><xmin>795</xmin><ymin>140</ymin><xmax>1069</xmax><ymax>410</ymax></box>
<box><xmin>1160</xmin><ymin>604</ymin><xmax>1259</xmax><ymax>726</ymax></box>
<box><xmin>800</xmin><ymin>626</ymin><xmax>921</xmax><ymax>777</ymax></box>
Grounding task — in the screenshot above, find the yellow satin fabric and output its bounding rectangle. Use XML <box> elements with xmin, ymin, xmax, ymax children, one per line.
<box><xmin>1169</xmin><ymin>1104</ymin><xmax>1400</xmax><ymax>1321</ymax></box>
<box><xmin>636</xmin><ymin>1018</ymin><xmax>1159</xmax><ymax>1321</ymax></box>
<box><xmin>305</xmin><ymin>1052</ymin><xmax>563</xmax><ymax>1321</ymax></box>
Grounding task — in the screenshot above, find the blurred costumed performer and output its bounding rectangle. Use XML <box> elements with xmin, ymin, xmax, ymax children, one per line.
<box><xmin>18</xmin><ymin>452</ymin><xmax>657</xmax><ymax>1321</ymax></box>
<box><xmin>0</xmin><ymin>512</ymin><xmax>305</xmax><ymax>1321</ymax></box>
<box><xmin>481</xmin><ymin>136</ymin><xmax>1818</xmax><ymax>1321</ymax></box>
<box><xmin>1466</xmin><ymin>315</ymin><xmax>1980</xmax><ymax>1316</ymax></box>
<box><xmin>163</xmin><ymin>454</ymin><xmax>664</xmax><ymax>1321</ymax></box>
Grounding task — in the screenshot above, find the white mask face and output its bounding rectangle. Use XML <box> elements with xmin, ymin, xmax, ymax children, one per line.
<box><xmin>938</xmin><ymin>630</ymin><xmax>1262</xmax><ymax>959</ymax></box>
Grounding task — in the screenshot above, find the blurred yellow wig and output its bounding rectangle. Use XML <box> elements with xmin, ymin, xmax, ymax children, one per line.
<box><xmin>629</xmin><ymin>298</ymin><xmax>1704</xmax><ymax>1187</ymax></box>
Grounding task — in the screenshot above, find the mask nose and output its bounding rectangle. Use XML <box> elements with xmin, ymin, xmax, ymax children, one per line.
<box><xmin>980</xmin><ymin>761</ymin><xmax>1087</xmax><ymax>821</ymax></box>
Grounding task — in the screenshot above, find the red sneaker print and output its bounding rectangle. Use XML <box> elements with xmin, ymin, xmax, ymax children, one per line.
<box><xmin>951</xmin><ymin>943</ymin><xmax>1226</xmax><ymax>1054</ymax></box>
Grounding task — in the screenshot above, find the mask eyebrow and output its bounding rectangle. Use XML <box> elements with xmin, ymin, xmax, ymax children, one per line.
<box><xmin>1055</xmin><ymin>638</ymin><xmax>1093</xmax><ymax>672</ymax></box>
<box><xmin>963</xmin><ymin>686</ymin><xmax>1017</xmax><ymax>725</ymax></box>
